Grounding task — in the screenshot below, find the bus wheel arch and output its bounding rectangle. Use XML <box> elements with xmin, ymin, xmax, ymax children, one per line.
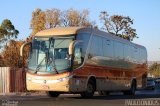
<box><xmin>131</xmin><ymin>78</ymin><xmax>137</xmax><ymax>90</ymax></box>
<box><xmin>124</xmin><ymin>78</ymin><xmax>137</xmax><ymax>95</ymax></box>
<box><xmin>130</xmin><ymin>79</ymin><xmax>137</xmax><ymax>95</ymax></box>
<box><xmin>88</xmin><ymin>76</ymin><xmax>96</xmax><ymax>90</ymax></box>
<box><xmin>80</xmin><ymin>76</ymin><xmax>96</xmax><ymax>98</ymax></box>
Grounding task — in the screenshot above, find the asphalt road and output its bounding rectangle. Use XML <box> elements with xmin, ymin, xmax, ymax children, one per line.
<box><xmin>1</xmin><ymin>89</ymin><xmax>160</xmax><ymax>106</ymax></box>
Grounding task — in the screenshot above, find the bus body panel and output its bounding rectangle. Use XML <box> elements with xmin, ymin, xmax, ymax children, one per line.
<box><xmin>24</xmin><ymin>27</ymin><xmax>147</xmax><ymax>93</ymax></box>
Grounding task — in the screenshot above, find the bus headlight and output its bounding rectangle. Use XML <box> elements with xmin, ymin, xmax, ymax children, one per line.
<box><xmin>57</xmin><ymin>75</ymin><xmax>73</xmax><ymax>82</ymax></box>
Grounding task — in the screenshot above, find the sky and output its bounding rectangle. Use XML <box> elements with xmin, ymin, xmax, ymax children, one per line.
<box><xmin>0</xmin><ymin>0</ymin><xmax>160</xmax><ymax>61</ymax></box>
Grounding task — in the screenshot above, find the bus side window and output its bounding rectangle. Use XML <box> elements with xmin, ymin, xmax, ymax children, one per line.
<box><xmin>103</xmin><ymin>39</ymin><xmax>114</xmax><ymax>58</ymax></box>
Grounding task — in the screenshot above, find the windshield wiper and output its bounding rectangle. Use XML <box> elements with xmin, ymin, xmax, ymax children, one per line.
<box><xmin>48</xmin><ymin>57</ymin><xmax>59</xmax><ymax>74</ymax></box>
<box><xmin>35</xmin><ymin>57</ymin><xmax>45</xmax><ymax>73</ymax></box>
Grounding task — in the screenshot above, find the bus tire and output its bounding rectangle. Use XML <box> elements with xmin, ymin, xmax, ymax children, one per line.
<box><xmin>47</xmin><ymin>91</ymin><xmax>60</xmax><ymax>97</ymax></box>
<box><xmin>80</xmin><ymin>80</ymin><xmax>95</xmax><ymax>98</ymax></box>
<box><xmin>123</xmin><ymin>80</ymin><xmax>136</xmax><ymax>95</ymax></box>
<box><xmin>98</xmin><ymin>91</ymin><xmax>109</xmax><ymax>96</ymax></box>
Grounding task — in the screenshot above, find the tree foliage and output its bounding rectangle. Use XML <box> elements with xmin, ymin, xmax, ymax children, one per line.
<box><xmin>62</xmin><ymin>9</ymin><xmax>92</xmax><ymax>27</ymax></box>
<box><xmin>30</xmin><ymin>8</ymin><xmax>94</xmax><ymax>36</ymax></box>
<box><xmin>99</xmin><ymin>11</ymin><xmax>137</xmax><ymax>41</ymax></box>
<box><xmin>0</xmin><ymin>19</ymin><xmax>19</xmax><ymax>49</ymax></box>
<box><xmin>0</xmin><ymin>54</ymin><xmax>4</xmax><ymax>66</ymax></box>
<box><xmin>149</xmin><ymin>63</ymin><xmax>160</xmax><ymax>77</ymax></box>
<box><xmin>30</xmin><ymin>8</ymin><xmax>46</xmax><ymax>35</ymax></box>
<box><xmin>1</xmin><ymin>40</ymin><xmax>28</xmax><ymax>67</ymax></box>
<box><xmin>45</xmin><ymin>8</ymin><xmax>61</xmax><ymax>28</ymax></box>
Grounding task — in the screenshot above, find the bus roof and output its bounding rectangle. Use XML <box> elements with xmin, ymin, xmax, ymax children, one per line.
<box><xmin>34</xmin><ymin>27</ymin><xmax>146</xmax><ymax>49</ymax></box>
<box><xmin>35</xmin><ymin>27</ymin><xmax>83</xmax><ymax>36</ymax></box>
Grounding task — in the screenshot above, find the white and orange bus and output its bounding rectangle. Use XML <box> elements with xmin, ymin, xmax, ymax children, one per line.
<box><xmin>20</xmin><ymin>27</ymin><xmax>147</xmax><ymax>98</ymax></box>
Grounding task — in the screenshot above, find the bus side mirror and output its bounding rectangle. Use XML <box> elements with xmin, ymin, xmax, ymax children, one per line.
<box><xmin>20</xmin><ymin>42</ymin><xmax>31</xmax><ymax>57</ymax></box>
<box><xmin>68</xmin><ymin>40</ymin><xmax>83</xmax><ymax>56</ymax></box>
<box><xmin>69</xmin><ymin>41</ymin><xmax>75</xmax><ymax>56</ymax></box>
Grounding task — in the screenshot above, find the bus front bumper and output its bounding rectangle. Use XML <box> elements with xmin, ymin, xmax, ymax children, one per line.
<box><xmin>26</xmin><ymin>72</ymin><xmax>71</xmax><ymax>92</ymax></box>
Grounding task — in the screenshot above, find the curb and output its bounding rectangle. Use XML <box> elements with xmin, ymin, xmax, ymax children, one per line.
<box><xmin>0</xmin><ymin>92</ymin><xmax>47</xmax><ymax>96</ymax></box>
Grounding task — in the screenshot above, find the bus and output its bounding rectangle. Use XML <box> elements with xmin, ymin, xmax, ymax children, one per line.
<box><xmin>20</xmin><ymin>27</ymin><xmax>147</xmax><ymax>98</ymax></box>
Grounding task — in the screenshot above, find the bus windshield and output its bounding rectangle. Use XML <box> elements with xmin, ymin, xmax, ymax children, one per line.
<box><xmin>28</xmin><ymin>37</ymin><xmax>74</xmax><ymax>74</ymax></box>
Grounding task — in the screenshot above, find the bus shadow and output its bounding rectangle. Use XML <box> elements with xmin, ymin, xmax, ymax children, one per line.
<box><xmin>70</xmin><ymin>94</ymin><xmax>160</xmax><ymax>100</ymax></box>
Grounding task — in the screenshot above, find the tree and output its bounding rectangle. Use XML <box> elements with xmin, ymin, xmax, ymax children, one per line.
<box><xmin>62</xmin><ymin>8</ymin><xmax>92</xmax><ymax>27</ymax></box>
<box><xmin>0</xmin><ymin>54</ymin><xmax>4</xmax><ymax>66</ymax></box>
<box><xmin>30</xmin><ymin>8</ymin><xmax>46</xmax><ymax>35</ymax></box>
<box><xmin>0</xmin><ymin>19</ymin><xmax>19</xmax><ymax>49</ymax></box>
<box><xmin>45</xmin><ymin>8</ymin><xmax>61</xmax><ymax>28</ymax></box>
<box><xmin>99</xmin><ymin>11</ymin><xmax>137</xmax><ymax>41</ymax></box>
<box><xmin>1</xmin><ymin>40</ymin><xmax>28</xmax><ymax>67</ymax></box>
<box><xmin>30</xmin><ymin>8</ymin><xmax>95</xmax><ymax>36</ymax></box>
<box><xmin>149</xmin><ymin>63</ymin><xmax>160</xmax><ymax>77</ymax></box>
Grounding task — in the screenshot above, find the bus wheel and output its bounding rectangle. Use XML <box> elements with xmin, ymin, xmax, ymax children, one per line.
<box><xmin>123</xmin><ymin>80</ymin><xmax>136</xmax><ymax>95</ymax></box>
<box><xmin>98</xmin><ymin>91</ymin><xmax>109</xmax><ymax>96</ymax></box>
<box><xmin>47</xmin><ymin>91</ymin><xmax>60</xmax><ymax>97</ymax></box>
<box><xmin>80</xmin><ymin>80</ymin><xmax>95</xmax><ymax>98</ymax></box>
